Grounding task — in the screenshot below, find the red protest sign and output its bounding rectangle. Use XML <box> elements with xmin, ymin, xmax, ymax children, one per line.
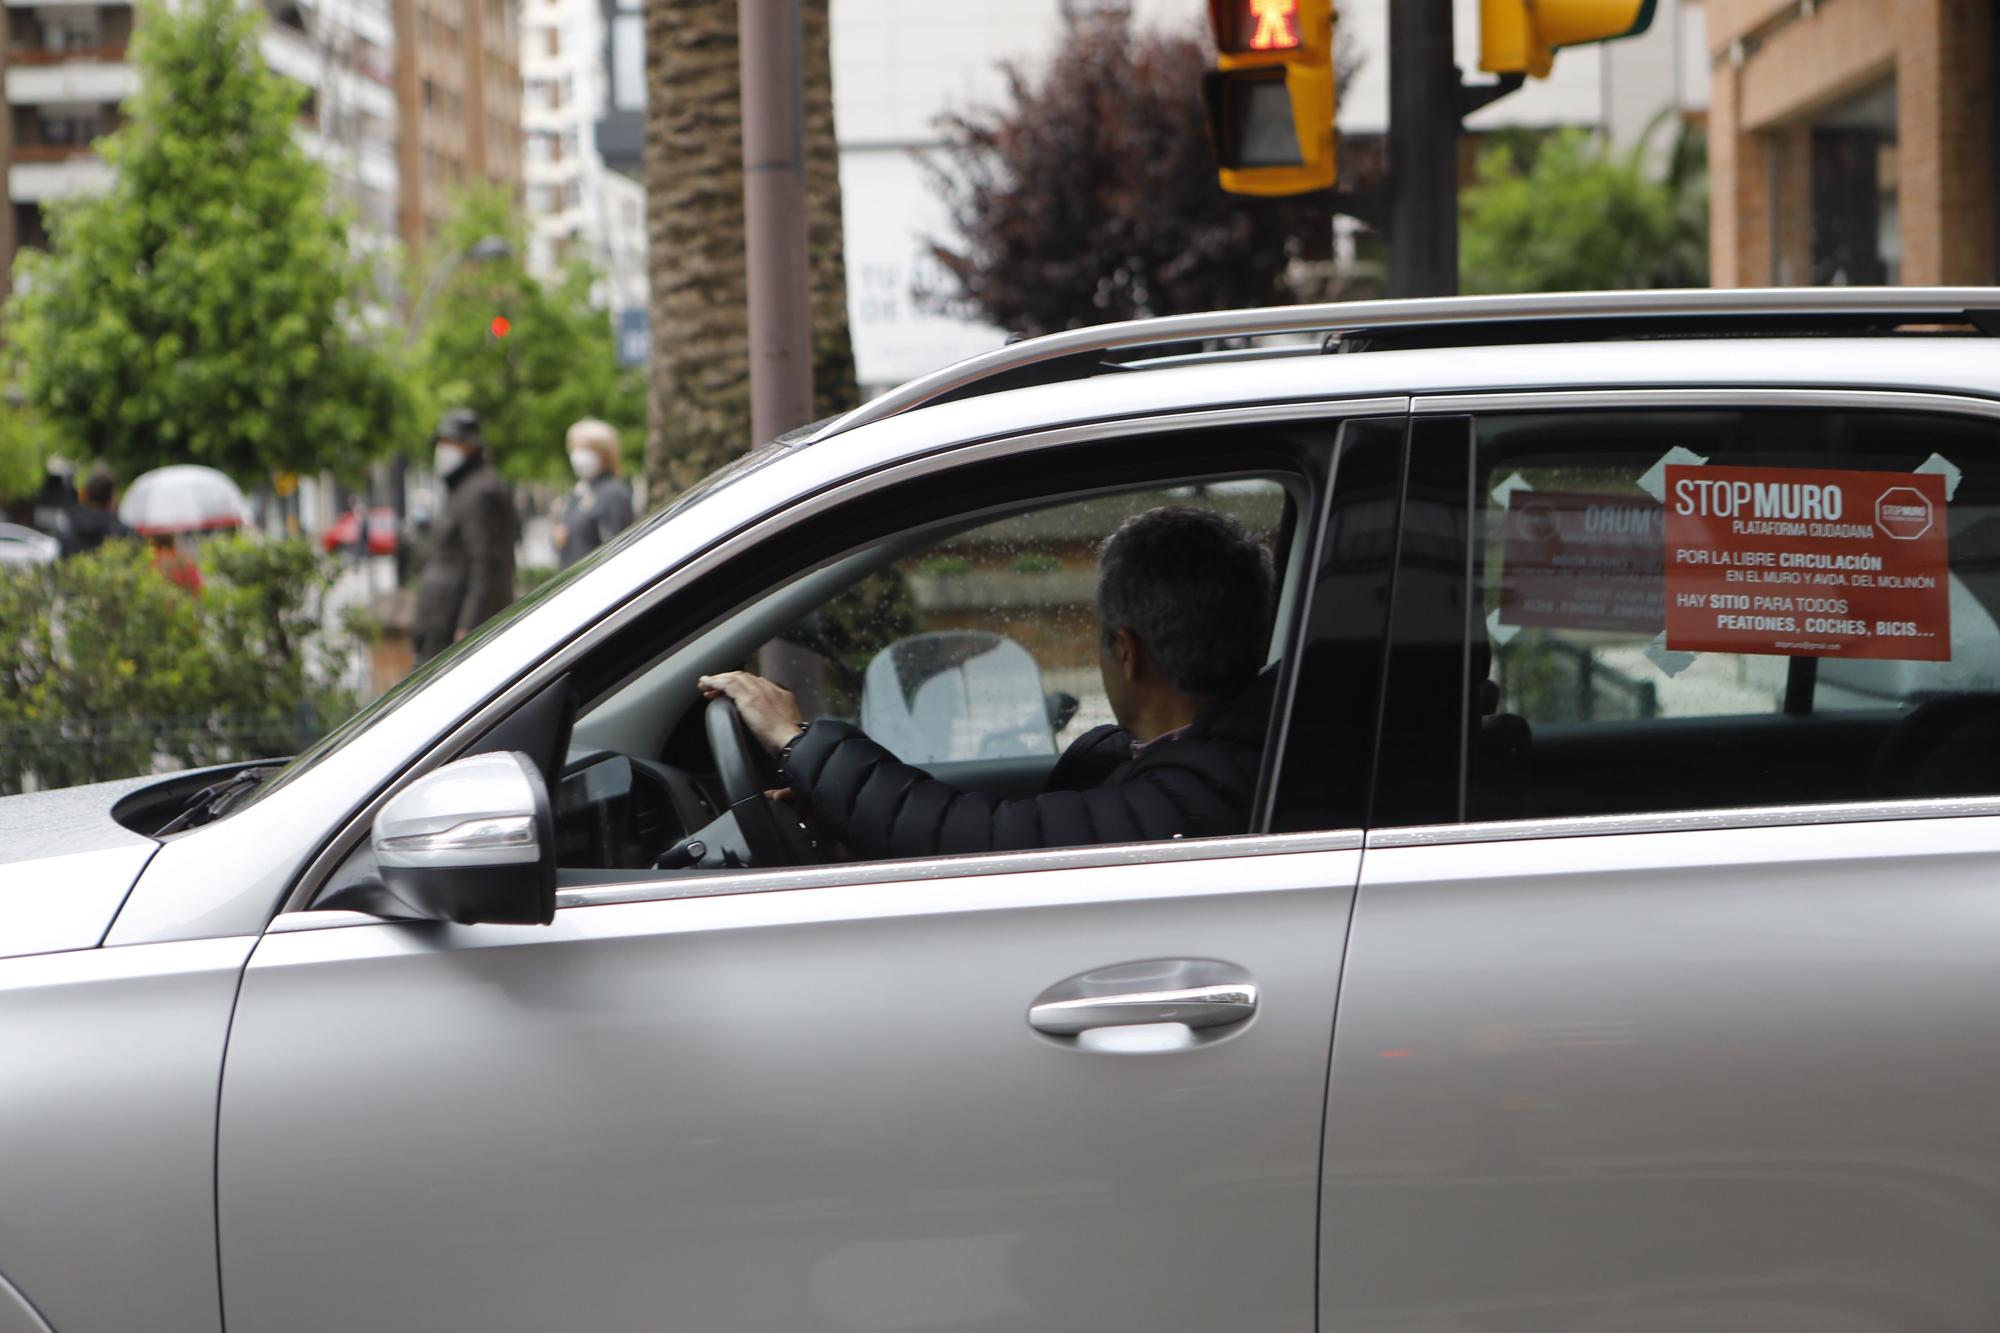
<box><xmin>1498</xmin><ymin>491</ymin><xmax>1664</xmax><ymax>634</ymax></box>
<box><xmin>1663</xmin><ymin>465</ymin><xmax>1950</xmax><ymax>661</ymax></box>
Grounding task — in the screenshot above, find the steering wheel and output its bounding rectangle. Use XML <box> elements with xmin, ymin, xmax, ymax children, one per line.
<box><xmin>704</xmin><ymin>697</ymin><xmax>814</xmax><ymax>866</ymax></box>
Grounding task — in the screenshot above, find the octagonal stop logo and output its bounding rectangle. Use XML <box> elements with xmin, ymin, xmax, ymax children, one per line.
<box><xmin>1876</xmin><ymin>486</ymin><xmax>1935</xmax><ymax>540</ymax></box>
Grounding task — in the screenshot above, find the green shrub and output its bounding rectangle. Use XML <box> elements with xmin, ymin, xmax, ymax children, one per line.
<box><xmin>0</xmin><ymin>536</ymin><xmax>368</xmax><ymax>794</ymax></box>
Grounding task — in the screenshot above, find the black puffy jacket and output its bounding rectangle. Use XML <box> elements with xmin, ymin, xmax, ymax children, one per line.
<box><xmin>781</xmin><ymin>673</ymin><xmax>1274</xmax><ymax>860</ymax></box>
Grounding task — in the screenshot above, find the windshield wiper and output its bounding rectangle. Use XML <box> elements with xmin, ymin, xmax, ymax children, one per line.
<box><xmin>153</xmin><ymin>765</ymin><xmax>281</xmax><ymax>836</ymax></box>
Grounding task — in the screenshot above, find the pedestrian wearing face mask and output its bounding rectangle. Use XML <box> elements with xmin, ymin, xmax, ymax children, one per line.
<box><xmin>412</xmin><ymin>407</ymin><xmax>518</xmax><ymax>665</ymax></box>
<box><xmin>552</xmin><ymin>418</ymin><xmax>635</xmax><ymax>567</ymax></box>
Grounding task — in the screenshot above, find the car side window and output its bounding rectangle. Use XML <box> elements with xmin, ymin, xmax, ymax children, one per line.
<box><xmin>1454</xmin><ymin>405</ymin><xmax>2000</xmax><ymax>823</ymax></box>
<box><xmin>750</xmin><ymin>481</ymin><xmax>1291</xmax><ymax>769</ymax></box>
<box><xmin>556</xmin><ymin>434</ymin><xmax>1334</xmax><ymax>877</ymax></box>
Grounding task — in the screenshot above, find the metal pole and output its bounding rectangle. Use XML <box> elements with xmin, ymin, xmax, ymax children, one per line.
<box><xmin>1388</xmin><ymin>0</ymin><xmax>1460</xmax><ymax>297</ymax></box>
<box><xmin>737</xmin><ymin>0</ymin><xmax>813</xmax><ymax>442</ymax></box>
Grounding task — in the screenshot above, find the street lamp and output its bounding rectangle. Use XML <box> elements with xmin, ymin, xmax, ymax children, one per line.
<box><xmin>403</xmin><ymin>234</ymin><xmax>513</xmax><ymax>349</ymax></box>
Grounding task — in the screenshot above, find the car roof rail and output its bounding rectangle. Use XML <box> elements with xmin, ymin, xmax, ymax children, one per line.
<box><xmin>809</xmin><ymin>287</ymin><xmax>2000</xmax><ymax>442</ymax></box>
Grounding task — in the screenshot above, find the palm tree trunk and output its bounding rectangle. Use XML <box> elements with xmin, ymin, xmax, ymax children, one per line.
<box><xmin>802</xmin><ymin>0</ymin><xmax>858</xmax><ymax>420</ymax></box>
<box><xmin>642</xmin><ymin>0</ymin><xmax>749</xmax><ymax>502</ymax></box>
<box><xmin>641</xmin><ymin>0</ymin><xmax>856</xmax><ymax>503</ymax></box>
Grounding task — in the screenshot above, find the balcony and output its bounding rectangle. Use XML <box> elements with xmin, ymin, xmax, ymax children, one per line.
<box><xmin>8</xmin><ymin>43</ymin><xmax>126</xmax><ymax>65</ymax></box>
<box><xmin>10</xmin><ymin>142</ymin><xmax>94</xmax><ymax>162</ymax></box>
<box><xmin>5</xmin><ymin>57</ymin><xmax>136</xmax><ymax>104</ymax></box>
<box><xmin>9</xmin><ymin>155</ymin><xmax>112</xmax><ymax>202</ymax></box>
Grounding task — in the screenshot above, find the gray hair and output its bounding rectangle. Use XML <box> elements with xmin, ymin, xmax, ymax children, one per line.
<box><xmin>1096</xmin><ymin>505</ymin><xmax>1275</xmax><ymax>697</ymax></box>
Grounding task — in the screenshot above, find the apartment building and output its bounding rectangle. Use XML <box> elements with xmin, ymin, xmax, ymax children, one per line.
<box><xmin>1</xmin><ymin>0</ymin><xmax>132</xmax><ymax>281</ymax></box>
<box><xmin>519</xmin><ymin>0</ymin><xmax>643</xmax><ymax>318</ymax></box>
<box><xmin>394</xmin><ymin>0</ymin><xmax>522</xmax><ymax>242</ymax></box>
<box><xmin>0</xmin><ymin>0</ymin><xmax>523</xmax><ymax>299</ymax></box>
<box><xmin>267</xmin><ymin>0</ymin><xmax>401</xmax><ymax>242</ymax></box>
<box><xmin>1707</xmin><ymin>0</ymin><xmax>1996</xmax><ymax>287</ymax></box>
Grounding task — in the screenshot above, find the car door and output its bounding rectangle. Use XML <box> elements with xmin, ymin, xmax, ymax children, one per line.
<box><xmin>1320</xmin><ymin>393</ymin><xmax>2000</xmax><ymax>1330</ymax></box>
<box><xmin>214</xmin><ymin>415</ymin><xmax>1399</xmax><ymax>1332</ymax></box>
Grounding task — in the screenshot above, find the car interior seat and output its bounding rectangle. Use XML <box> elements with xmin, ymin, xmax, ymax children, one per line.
<box><xmin>1869</xmin><ymin>693</ymin><xmax>2000</xmax><ymax>800</ymax></box>
<box><xmin>1466</xmin><ymin>641</ymin><xmax>1534</xmax><ymax>822</ymax></box>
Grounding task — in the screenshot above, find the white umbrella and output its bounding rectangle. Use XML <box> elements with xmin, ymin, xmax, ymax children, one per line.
<box><xmin>117</xmin><ymin>465</ymin><xmax>254</xmax><ymax>537</ymax></box>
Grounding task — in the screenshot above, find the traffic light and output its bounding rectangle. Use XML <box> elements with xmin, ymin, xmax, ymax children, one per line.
<box><xmin>1203</xmin><ymin>0</ymin><xmax>1336</xmax><ymax>196</ymax></box>
<box><xmin>1479</xmin><ymin>0</ymin><xmax>1654</xmax><ymax>79</ymax></box>
<box><xmin>489</xmin><ymin>315</ymin><xmax>512</xmax><ymax>339</ymax></box>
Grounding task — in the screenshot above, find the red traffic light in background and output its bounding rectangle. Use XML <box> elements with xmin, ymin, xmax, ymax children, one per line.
<box><xmin>489</xmin><ymin>315</ymin><xmax>512</xmax><ymax>339</ymax></box>
<box><xmin>1214</xmin><ymin>0</ymin><xmax>1303</xmax><ymax>54</ymax></box>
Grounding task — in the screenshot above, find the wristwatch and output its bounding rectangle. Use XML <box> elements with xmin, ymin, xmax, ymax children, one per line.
<box><xmin>777</xmin><ymin>721</ymin><xmax>811</xmax><ymax>772</ymax></box>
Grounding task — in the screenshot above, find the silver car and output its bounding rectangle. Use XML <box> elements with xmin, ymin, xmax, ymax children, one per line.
<box><xmin>12</xmin><ymin>288</ymin><xmax>2000</xmax><ymax>1332</ymax></box>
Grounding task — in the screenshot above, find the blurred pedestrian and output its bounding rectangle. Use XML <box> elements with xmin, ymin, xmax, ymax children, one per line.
<box><xmin>32</xmin><ymin>457</ymin><xmax>76</xmax><ymax>538</ymax></box>
<box><xmin>552</xmin><ymin>418</ymin><xmax>634</xmax><ymax>567</ymax></box>
<box><xmin>412</xmin><ymin>408</ymin><xmax>517</xmax><ymax>664</ymax></box>
<box><xmin>149</xmin><ymin>533</ymin><xmax>203</xmax><ymax>595</ymax></box>
<box><xmin>60</xmin><ymin>471</ymin><xmax>132</xmax><ymax>557</ymax></box>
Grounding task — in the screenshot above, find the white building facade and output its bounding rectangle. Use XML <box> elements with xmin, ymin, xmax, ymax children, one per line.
<box><xmin>3</xmin><ymin>0</ymin><xmax>403</xmax><ymax>287</ymax></box>
<box><xmin>518</xmin><ymin>0</ymin><xmax>644</xmax><ymax>319</ymax></box>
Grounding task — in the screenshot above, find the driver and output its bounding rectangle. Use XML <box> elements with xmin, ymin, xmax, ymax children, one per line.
<box><xmin>697</xmin><ymin>505</ymin><xmax>1277</xmax><ymax>861</ymax></box>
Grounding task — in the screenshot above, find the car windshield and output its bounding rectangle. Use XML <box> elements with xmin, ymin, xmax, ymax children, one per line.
<box><xmin>233</xmin><ymin>439</ymin><xmax>799</xmax><ymax>814</ymax></box>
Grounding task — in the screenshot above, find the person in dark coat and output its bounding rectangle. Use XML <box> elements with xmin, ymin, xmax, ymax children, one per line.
<box><xmin>412</xmin><ymin>408</ymin><xmax>518</xmax><ymax>664</ymax></box>
<box><xmin>698</xmin><ymin>505</ymin><xmax>1277</xmax><ymax>860</ymax></box>
<box><xmin>553</xmin><ymin>417</ymin><xmax>635</xmax><ymax>567</ymax></box>
<box><xmin>60</xmin><ymin>472</ymin><xmax>131</xmax><ymax>556</ymax></box>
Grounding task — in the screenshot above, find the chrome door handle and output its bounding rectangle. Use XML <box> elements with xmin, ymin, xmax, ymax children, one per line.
<box><xmin>1028</xmin><ymin>983</ymin><xmax>1259</xmax><ymax>1036</ymax></box>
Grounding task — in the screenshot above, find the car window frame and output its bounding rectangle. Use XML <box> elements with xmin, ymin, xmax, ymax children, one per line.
<box><xmin>1373</xmin><ymin>384</ymin><xmax>2000</xmax><ymax>848</ymax></box>
<box><xmin>275</xmin><ymin>396</ymin><xmax>1409</xmax><ymax>920</ymax></box>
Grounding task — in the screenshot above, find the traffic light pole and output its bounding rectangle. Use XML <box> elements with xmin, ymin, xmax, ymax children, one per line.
<box><xmin>1387</xmin><ymin>0</ymin><xmax>1459</xmax><ymax>298</ymax></box>
<box><xmin>738</xmin><ymin>0</ymin><xmax>813</xmax><ymax>443</ymax></box>
<box><xmin>1384</xmin><ymin>1</ymin><xmax>1523</xmax><ymax>298</ymax></box>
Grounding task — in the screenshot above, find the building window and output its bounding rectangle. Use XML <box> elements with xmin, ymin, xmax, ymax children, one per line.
<box><xmin>610</xmin><ymin>14</ymin><xmax>642</xmax><ymax>111</ymax></box>
<box><xmin>38</xmin><ymin>112</ymin><xmax>101</xmax><ymax>145</ymax></box>
<box><xmin>1768</xmin><ymin>79</ymin><xmax>1900</xmax><ymax>286</ymax></box>
<box><xmin>545</xmin><ymin>25</ymin><xmax>558</xmax><ymax>55</ymax></box>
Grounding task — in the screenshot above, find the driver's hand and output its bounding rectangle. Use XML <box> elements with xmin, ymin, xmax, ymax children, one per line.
<box><xmin>697</xmin><ymin>671</ymin><xmax>806</xmax><ymax>755</ymax></box>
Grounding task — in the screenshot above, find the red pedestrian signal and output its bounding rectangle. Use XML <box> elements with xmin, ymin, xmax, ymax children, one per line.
<box><xmin>1214</xmin><ymin>0</ymin><xmax>1303</xmax><ymax>53</ymax></box>
<box><xmin>1204</xmin><ymin>0</ymin><xmax>1333</xmax><ymax>195</ymax></box>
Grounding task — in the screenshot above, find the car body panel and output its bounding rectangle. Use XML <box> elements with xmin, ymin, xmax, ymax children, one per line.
<box><xmin>219</xmin><ymin>846</ymin><xmax>1358</xmax><ymax>1332</ymax></box>
<box><xmin>0</xmin><ymin>775</ymin><xmax>160</xmax><ymax>959</ymax></box>
<box><xmin>0</xmin><ymin>523</ymin><xmax>58</xmax><ymax>568</ymax></box>
<box><xmin>1321</xmin><ymin>814</ymin><xmax>2000</xmax><ymax>1330</ymax></box>
<box><xmin>0</xmin><ymin>1272</ymin><xmax>52</xmax><ymax>1333</ymax></box>
<box><xmin>0</xmin><ymin>936</ymin><xmax>252</xmax><ymax>1333</ymax></box>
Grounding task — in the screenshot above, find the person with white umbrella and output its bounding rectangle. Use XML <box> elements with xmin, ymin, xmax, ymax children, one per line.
<box><xmin>116</xmin><ymin>464</ymin><xmax>254</xmax><ymax>537</ymax></box>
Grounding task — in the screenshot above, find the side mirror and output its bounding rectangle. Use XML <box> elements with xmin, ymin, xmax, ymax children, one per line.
<box><xmin>316</xmin><ymin>751</ymin><xmax>556</xmax><ymax>925</ymax></box>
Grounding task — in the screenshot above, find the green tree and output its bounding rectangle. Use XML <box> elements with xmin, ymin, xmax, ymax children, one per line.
<box><xmin>1460</xmin><ymin>123</ymin><xmax>1708</xmax><ymax>294</ymax></box>
<box><xmin>3</xmin><ymin>0</ymin><xmax>412</xmax><ymax>482</ymax></box>
<box><xmin>409</xmin><ymin>188</ymin><xmax>644</xmax><ymax>483</ymax></box>
<box><xmin>0</xmin><ymin>393</ymin><xmax>53</xmax><ymax>498</ymax></box>
<box><xmin>0</xmin><ymin>536</ymin><xmax>364</xmax><ymax>794</ymax></box>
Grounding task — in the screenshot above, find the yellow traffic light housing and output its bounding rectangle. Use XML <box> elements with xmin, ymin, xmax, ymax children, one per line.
<box><xmin>1479</xmin><ymin>0</ymin><xmax>1654</xmax><ymax>79</ymax></box>
<box><xmin>1203</xmin><ymin>0</ymin><xmax>1336</xmax><ymax>196</ymax></box>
